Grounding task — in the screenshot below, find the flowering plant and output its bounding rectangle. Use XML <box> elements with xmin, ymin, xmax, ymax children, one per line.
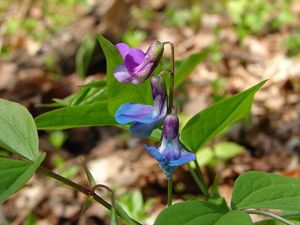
<box><xmin>0</xmin><ymin>35</ymin><xmax>299</xmax><ymax>225</ymax></box>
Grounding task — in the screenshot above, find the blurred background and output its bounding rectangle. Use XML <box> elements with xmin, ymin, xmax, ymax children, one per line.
<box><xmin>0</xmin><ymin>0</ymin><xmax>299</xmax><ymax>224</ymax></box>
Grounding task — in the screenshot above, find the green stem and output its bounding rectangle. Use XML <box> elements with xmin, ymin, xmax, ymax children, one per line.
<box><xmin>167</xmin><ymin>177</ymin><xmax>173</xmax><ymax>207</ymax></box>
<box><xmin>193</xmin><ymin>160</ymin><xmax>209</xmax><ymax>197</ymax></box>
<box><xmin>163</xmin><ymin>41</ymin><xmax>175</xmax><ymax>113</ymax></box>
<box><xmin>187</xmin><ymin>163</ymin><xmax>208</xmax><ymax>198</ymax></box>
<box><xmin>242</xmin><ymin>209</ymin><xmax>295</xmax><ymax>225</ymax></box>
<box><xmin>37</xmin><ymin>167</ymin><xmax>141</xmax><ymax>225</ymax></box>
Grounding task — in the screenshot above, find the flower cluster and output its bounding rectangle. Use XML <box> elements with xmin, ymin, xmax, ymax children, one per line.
<box><xmin>114</xmin><ymin>41</ymin><xmax>196</xmax><ymax>178</ymax></box>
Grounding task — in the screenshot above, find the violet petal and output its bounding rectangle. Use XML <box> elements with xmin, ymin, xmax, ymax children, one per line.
<box><xmin>116</xmin><ymin>43</ymin><xmax>130</xmax><ymax>61</ymax></box>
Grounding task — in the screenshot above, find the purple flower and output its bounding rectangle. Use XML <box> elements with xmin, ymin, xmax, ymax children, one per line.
<box><xmin>145</xmin><ymin>110</ymin><xmax>196</xmax><ymax>178</ymax></box>
<box><xmin>114</xmin><ymin>41</ymin><xmax>164</xmax><ymax>84</ymax></box>
<box><xmin>115</xmin><ymin>75</ymin><xmax>167</xmax><ymax>138</ymax></box>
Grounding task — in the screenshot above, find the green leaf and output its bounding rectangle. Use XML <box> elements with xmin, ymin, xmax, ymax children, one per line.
<box><xmin>231</xmin><ymin>171</ymin><xmax>300</xmax><ymax>211</ymax></box>
<box><xmin>216</xmin><ymin>211</ymin><xmax>253</xmax><ymax>225</ymax></box>
<box><xmin>82</xmin><ymin>161</ymin><xmax>96</xmax><ymax>186</ymax></box>
<box><xmin>181</xmin><ymin>80</ymin><xmax>267</xmax><ymax>152</ymax></box>
<box><xmin>214</xmin><ymin>142</ymin><xmax>244</xmax><ymax>160</ymax></box>
<box><xmin>76</xmin><ymin>35</ymin><xmax>96</xmax><ymax>79</ymax></box>
<box><xmin>154</xmin><ymin>201</ymin><xmax>227</xmax><ymax>225</ymax></box>
<box><xmin>52</xmin><ymin>80</ymin><xmax>107</xmax><ymax>107</ymax></box>
<box><xmin>35</xmin><ymin>101</ymin><xmax>116</xmax><ymax>130</ymax></box>
<box><xmin>97</xmin><ymin>35</ymin><xmax>152</xmax><ymax>115</ymax></box>
<box><xmin>0</xmin><ymin>153</ymin><xmax>45</xmax><ymax>204</ymax></box>
<box><xmin>174</xmin><ymin>48</ymin><xmax>210</xmax><ymax>87</ymax></box>
<box><xmin>0</xmin><ymin>98</ymin><xmax>39</xmax><ymax>160</ymax></box>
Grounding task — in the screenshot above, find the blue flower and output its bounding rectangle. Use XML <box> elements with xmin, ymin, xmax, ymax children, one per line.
<box><xmin>114</xmin><ymin>41</ymin><xmax>164</xmax><ymax>84</ymax></box>
<box><xmin>115</xmin><ymin>75</ymin><xmax>167</xmax><ymax>138</ymax></box>
<box><xmin>145</xmin><ymin>110</ymin><xmax>196</xmax><ymax>178</ymax></box>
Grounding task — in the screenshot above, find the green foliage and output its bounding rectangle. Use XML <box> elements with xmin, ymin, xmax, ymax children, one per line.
<box><xmin>76</xmin><ymin>35</ymin><xmax>96</xmax><ymax>78</ymax></box>
<box><xmin>0</xmin><ymin>0</ymin><xmax>89</xmax><ymax>58</ymax></box>
<box><xmin>52</xmin><ymin>80</ymin><xmax>107</xmax><ymax>107</ymax></box>
<box><xmin>174</xmin><ymin>48</ymin><xmax>211</xmax><ymax>87</ymax></box>
<box><xmin>60</xmin><ymin>165</ymin><xmax>79</xmax><ymax>179</ymax></box>
<box><xmin>226</xmin><ymin>0</ymin><xmax>294</xmax><ymax>39</ymax></box>
<box><xmin>210</xmin><ymin>79</ymin><xmax>227</xmax><ymax>103</ymax></box>
<box><xmin>164</xmin><ymin>3</ymin><xmax>201</xmax><ymax>28</ymax></box>
<box><xmin>122</xmin><ymin>29</ymin><xmax>146</xmax><ymax>48</ymax></box>
<box><xmin>181</xmin><ymin>80</ymin><xmax>266</xmax><ymax>152</ymax></box>
<box><xmin>154</xmin><ymin>201</ymin><xmax>225</xmax><ymax>225</ymax></box>
<box><xmin>284</xmin><ymin>28</ymin><xmax>300</xmax><ymax>57</ymax></box>
<box><xmin>197</xmin><ymin>142</ymin><xmax>244</xmax><ymax>167</ymax></box>
<box><xmin>35</xmin><ymin>101</ymin><xmax>116</xmax><ymax>130</ymax></box>
<box><xmin>25</xmin><ymin>213</ymin><xmax>37</xmax><ymax>225</ymax></box>
<box><xmin>0</xmin><ymin>98</ymin><xmax>39</xmax><ymax>161</ymax></box>
<box><xmin>0</xmin><ymin>154</ymin><xmax>45</xmax><ymax>204</ymax></box>
<box><xmin>48</xmin><ymin>130</ymin><xmax>67</xmax><ymax>149</ymax></box>
<box><xmin>118</xmin><ymin>190</ymin><xmax>154</xmax><ymax>222</ymax></box>
<box><xmin>231</xmin><ymin>171</ymin><xmax>300</xmax><ymax>211</ymax></box>
<box><xmin>97</xmin><ymin>35</ymin><xmax>152</xmax><ymax>115</ymax></box>
<box><xmin>82</xmin><ymin>162</ymin><xmax>96</xmax><ymax>186</ymax></box>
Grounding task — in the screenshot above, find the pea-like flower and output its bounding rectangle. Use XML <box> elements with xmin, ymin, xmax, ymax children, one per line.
<box><xmin>114</xmin><ymin>41</ymin><xmax>164</xmax><ymax>84</ymax></box>
<box><xmin>145</xmin><ymin>110</ymin><xmax>196</xmax><ymax>178</ymax></box>
<box><xmin>115</xmin><ymin>75</ymin><xmax>167</xmax><ymax>138</ymax></box>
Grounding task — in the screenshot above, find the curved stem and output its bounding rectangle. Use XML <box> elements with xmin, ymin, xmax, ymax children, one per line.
<box><xmin>37</xmin><ymin>167</ymin><xmax>142</xmax><ymax>225</ymax></box>
<box><xmin>242</xmin><ymin>209</ymin><xmax>295</xmax><ymax>225</ymax></box>
<box><xmin>92</xmin><ymin>184</ymin><xmax>115</xmax><ymax>207</ymax></box>
<box><xmin>167</xmin><ymin>177</ymin><xmax>173</xmax><ymax>207</ymax></box>
<box><xmin>163</xmin><ymin>41</ymin><xmax>175</xmax><ymax>113</ymax></box>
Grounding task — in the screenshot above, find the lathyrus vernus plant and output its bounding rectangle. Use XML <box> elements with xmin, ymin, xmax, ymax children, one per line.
<box><xmin>0</xmin><ymin>35</ymin><xmax>299</xmax><ymax>225</ymax></box>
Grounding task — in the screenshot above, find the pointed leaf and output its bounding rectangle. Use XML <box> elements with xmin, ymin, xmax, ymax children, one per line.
<box><xmin>231</xmin><ymin>171</ymin><xmax>300</xmax><ymax>211</ymax></box>
<box><xmin>35</xmin><ymin>101</ymin><xmax>116</xmax><ymax>130</ymax></box>
<box><xmin>181</xmin><ymin>80</ymin><xmax>267</xmax><ymax>152</ymax></box>
<box><xmin>82</xmin><ymin>161</ymin><xmax>96</xmax><ymax>186</ymax></box>
<box><xmin>0</xmin><ymin>98</ymin><xmax>39</xmax><ymax>160</ymax></box>
<box><xmin>175</xmin><ymin>48</ymin><xmax>210</xmax><ymax>87</ymax></box>
<box><xmin>97</xmin><ymin>35</ymin><xmax>152</xmax><ymax>115</ymax></box>
<box><xmin>0</xmin><ymin>153</ymin><xmax>45</xmax><ymax>204</ymax></box>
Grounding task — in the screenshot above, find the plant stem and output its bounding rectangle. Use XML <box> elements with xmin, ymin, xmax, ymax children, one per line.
<box><xmin>242</xmin><ymin>209</ymin><xmax>295</xmax><ymax>225</ymax></box>
<box><xmin>187</xmin><ymin>163</ymin><xmax>208</xmax><ymax>198</ymax></box>
<box><xmin>167</xmin><ymin>177</ymin><xmax>173</xmax><ymax>207</ymax></box>
<box><xmin>37</xmin><ymin>167</ymin><xmax>141</xmax><ymax>225</ymax></box>
<box><xmin>193</xmin><ymin>160</ymin><xmax>209</xmax><ymax>197</ymax></box>
<box><xmin>163</xmin><ymin>41</ymin><xmax>175</xmax><ymax>113</ymax></box>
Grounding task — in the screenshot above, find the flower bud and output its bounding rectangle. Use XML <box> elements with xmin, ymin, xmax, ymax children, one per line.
<box><xmin>162</xmin><ymin>110</ymin><xmax>179</xmax><ymax>140</ymax></box>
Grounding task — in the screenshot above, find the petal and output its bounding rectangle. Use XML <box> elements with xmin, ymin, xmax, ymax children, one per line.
<box><xmin>125</xmin><ymin>49</ymin><xmax>145</xmax><ymax>72</ymax></box>
<box><xmin>114</xmin><ymin>65</ymin><xmax>133</xmax><ymax>83</ymax></box>
<box><xmin>168</xmin><ymin>151</ymin><xmax>196</xmax><ymax>167</ymax></box>
<box><xmin>130</xmin><ymin>121</ymin><xmax>158</xmax><ymax>138</ymax></box>
<box><xmin>145</xmin><ymin>145</ymin><xmax>164</xmax><ymax>162</ymax></box>
<box><xmin>115</xmin><ymin>103</ymin><xmax>154</xmax><ymax>124</ymax></box>
<box><xmin>116</xmin><ymin>43</ymin><xmax>130</xmax><ymax>61</ymax></box>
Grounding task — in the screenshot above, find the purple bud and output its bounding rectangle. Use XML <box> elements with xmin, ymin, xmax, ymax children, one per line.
<box><xmin>145</xmin><ymin>41</ymin><xmax>164</xmax><ymax>65</ymax></box>
<box><xmin>163</xmin><ymin>110</ymin><xmax>179</xmax><ymax>140</ymax></box>
<box><xmin>151</xmin><ymin>75</ymin><xmax>166</xmax><ymax>100</ymax></box>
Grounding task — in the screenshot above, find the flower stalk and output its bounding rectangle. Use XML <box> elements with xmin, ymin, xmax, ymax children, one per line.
<box><xmin>167</xmin><ymin>177</ymin><xmax>173</xmax><ymax>207</ymax></box>
<box><xmin>163</xmin><ymin>42</ymin><xmax>175</xmax><ymax>113</ymax></box>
